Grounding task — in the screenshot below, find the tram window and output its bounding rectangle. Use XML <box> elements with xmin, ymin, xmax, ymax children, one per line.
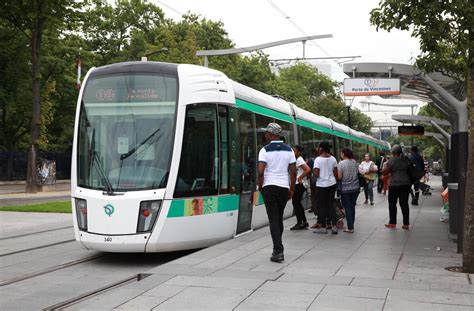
<box><xmin>228</xmin><ymin>107</ymin><xmax>240</xmax><ymax>194</ymax></box>
<box><xmin>218</xmin><ymin>106</ymin><xmax>229</xmax><ymax>194</ymax></box>
<box><xmin>338</xmin><ymin>137</ymin><xmax>350</xmax><ymax>149</ymax></box>
<box><xmin>240</xmin><ymin>110</ymin><xmax>256</xmax><ymax>192</ymax></box>
<box><xmin>313</xmin><ymin>131</ymin><xmax>323</xmax><ymax>149</ymax></box>
<box><xmin>255</xmin><ymin>114</ymin><xmax>274</xmax><ymax>148</ymax></box>
<box><xmin>353</xmin><ymin>141</ymin><xmax>365</xmax><ymax>162</ymax></box>
<box><xmin>368</xmin><ymin>145</ymin><xmax>377</xmax><ymax>159</ymax></box>
<box><xmin>174</xmin><ymin>105</ymin><xmax>219</xmax><ymax>197</ymax></box>
<box><xmin>279</xmin><ymin>121</ymin><xmax>293</xmax><ymax>145</ymax></box>
<box><xmin>299</xmin><ymin>126</ymin><xmax>313</xmax><ymax>159</ymax></box>
<box><xmin>334</xmin><ymin>137</ymin><xmax>348</xmax><ymax>160</ymax></box>
<box><xmin>316</xmin><ymin>132</ymin><xmax>333</xmax><ymax>152</ymax></box>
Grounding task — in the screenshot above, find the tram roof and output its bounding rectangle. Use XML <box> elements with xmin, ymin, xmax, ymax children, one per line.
<box><xmin>292</xmin><ymin>106</ymin><xmax>333</xmax><ymax>134</ymax></box>
<box><xmin>90</xmin><ymin>61</ymin><xmax>178</xmax><ymax>77</ymax></box>
<box><xmin>231</xmin><ymin>81</ymin><xmax>293</xmax><ymax>123</ymax></box>
<box><xmin>331</xmin><ymin>121</ymin><xmax>351</xmax><ymax>137</ymax></box>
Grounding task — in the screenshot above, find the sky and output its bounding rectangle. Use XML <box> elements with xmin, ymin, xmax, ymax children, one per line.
<box><xmin>151</xmin><ymin>0</ymin><xmax>423</xmax><ymax>125</ymax></box>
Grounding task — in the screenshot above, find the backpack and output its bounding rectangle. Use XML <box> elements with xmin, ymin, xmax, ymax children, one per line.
<box><xmin>407</xmin><ymin>158</ymin><xmax>424</xmax><ymax>184</ymax></box>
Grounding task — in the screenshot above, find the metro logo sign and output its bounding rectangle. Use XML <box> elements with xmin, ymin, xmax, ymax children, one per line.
<box><xmin>343</xmin><ymin>78</ymin><xmax>401</xmax><ymax>96</ymax></box>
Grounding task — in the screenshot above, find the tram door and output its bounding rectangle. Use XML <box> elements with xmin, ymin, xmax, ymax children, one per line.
<box><xmin>236</xmin><ymin>110</ymin><xmax>256</xmax><ymax>234</ymax></box>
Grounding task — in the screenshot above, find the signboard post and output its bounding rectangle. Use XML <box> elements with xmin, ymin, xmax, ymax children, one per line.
<box><xmin>343</xmin><ymin>78</ymin><xmax>401</xmax><ymax>96</ymax></box>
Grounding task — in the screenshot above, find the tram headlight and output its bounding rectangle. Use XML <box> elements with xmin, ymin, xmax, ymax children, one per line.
<box><xmin>75</xmin><ymin>198</ymin><xmax>88</xmax><ymax>231</ymax></box>
<box><xmin>137</xmin><ymin>200</ymin><xmax>161</xmax><ymax>233</ymax></box>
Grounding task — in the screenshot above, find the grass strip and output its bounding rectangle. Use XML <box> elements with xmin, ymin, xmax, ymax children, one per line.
<box><xmin>0</xmin><ymin>201</ymin><xmax>72</xmax><ymax>213</ymax></box>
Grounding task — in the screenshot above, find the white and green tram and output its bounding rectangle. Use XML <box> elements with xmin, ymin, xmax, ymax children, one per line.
<box><xmin>71</xmin><ymin>61</ymin><xmax>390</xmax><ymax>252</ymax></box>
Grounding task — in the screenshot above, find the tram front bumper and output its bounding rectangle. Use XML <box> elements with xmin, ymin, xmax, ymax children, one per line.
<box><xmin>77</xmin><ymin>231</ymin><xmax>150</xmax><ymax>253</ymax></box>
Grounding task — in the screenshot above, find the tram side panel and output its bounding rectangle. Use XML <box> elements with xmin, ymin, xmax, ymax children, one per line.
<box><xmin>147</xmin><ymin>103</ymin><xmax>240</xmax><ymax>252</ymax></box>
<box><xmin>147</xmin><ymin>65</ymin><xmax>240</xmax><ymax>252</ymax></box>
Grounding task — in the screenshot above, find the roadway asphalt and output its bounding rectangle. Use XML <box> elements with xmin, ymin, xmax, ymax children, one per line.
<box><xmin>0</xmin><ymin>181</ymin><xmax>70</xmax><ymax>207</ymax></box>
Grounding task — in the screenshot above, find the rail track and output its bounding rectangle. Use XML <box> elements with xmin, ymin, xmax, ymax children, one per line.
<box><xmin>0</xmin><ymin>253</ymin><xmax>105</xmax><ymax>287</ymax></box>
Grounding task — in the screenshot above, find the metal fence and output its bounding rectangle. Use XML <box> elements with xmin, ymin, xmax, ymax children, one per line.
<box><xmin>0</xmin><ymin>151</ymin><xmax>71</xmax><ymax>181</ymax></box>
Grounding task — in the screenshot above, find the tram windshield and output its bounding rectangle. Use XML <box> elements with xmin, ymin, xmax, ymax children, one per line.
<box><xmin>77</xmin><ymin>73</ymin><xmax>177</xmax><ymax>192</ymax></box>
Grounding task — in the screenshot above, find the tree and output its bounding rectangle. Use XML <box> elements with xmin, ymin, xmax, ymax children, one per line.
<box><xmin>81</xmin><ymin>0</ymin><xmax>165</xmax><ymax>65</ymax></box>
<box><xmin>370</xmin><ymin>0</ymin><xmax>474</xmax><ymax>272</ymax></box>
<box><xmin>0</xmin><ymin>0</ymin><xmax>83</xmax><ymax>192</ymax></box>
<box><xmin>0</xmin><ymin>21</ymin><xmax>31</xmax><ymax>179</ymax></box>
<box><xmin>226</xmin><ymin>52</ymin><xmax>276</xmax><ymax>94</ymax></box>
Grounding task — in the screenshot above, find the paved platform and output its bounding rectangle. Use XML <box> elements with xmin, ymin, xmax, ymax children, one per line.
<box><xmin>70</xmin><ymin>176</ymin><xmax>473</xmax><ymax>311</ymax></box>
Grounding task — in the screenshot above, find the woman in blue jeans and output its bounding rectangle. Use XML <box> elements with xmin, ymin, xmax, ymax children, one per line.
<box><xmin>337</xmin><ymin>148</ymin><xmax>360</xmax><ymax>233</ymax></box>
<box><xmin>359</xmin><ymin>153</ymin><xmax>377</xmax><ymax>205</ymax></box>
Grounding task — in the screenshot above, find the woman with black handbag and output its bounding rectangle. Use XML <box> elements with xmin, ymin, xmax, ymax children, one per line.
<box><xmin>381</xmin><ymin>145</ymin><xmax>411</xmax><ymax>229</ymax></box>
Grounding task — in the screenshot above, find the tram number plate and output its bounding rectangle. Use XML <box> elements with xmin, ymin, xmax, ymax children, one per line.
<box><xmin>104</xmin><ymin>236</ymin><xmax>113</xmax><ymax>242</ymax></box>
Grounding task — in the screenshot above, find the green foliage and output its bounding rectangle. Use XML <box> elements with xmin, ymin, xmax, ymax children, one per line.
<box><xmin>0</xmin><ymin>0</ymin><xmax>376</xmax><ymax>170</ymax></box>
<box><xmin>0</xmin><ymin>201</ymin><xmax>71</xmax><ymax>213</ymax></box>
<box><xmin>387</xmin><ymin>103</ymin><xmax>448</xmax><ymax>161</ymax></box>
<box><xmin>370</xmin><ymin>0</ymin><xmax>473</xmax><ymax>81</ymax></box>
<box><xmin>269</xmin><ymin>63</ymin><xmax>373</xmax><ymax>133</ymax></box>
<box><xmin>418</xmin><ymin>104</ymin><xmax>447</xmax><ymax>120</ymax></box>
<box><xmin>0</xmin><ymin>21</ymin><xmax>31</xmax><ymax>152</ymax></box>
<box><xmin>387</xmin><ymin>135</ymin><xmax>444</xmax><ymax>161</ymax></box>
<box><xmin>348</xmin><ymin>108</ymin><xmax>374</xmax><ymax>134</ymax></box>
<box><xmin>82</xmin><ymin>0</ymin><xmax>165</xmax><ymax>65</ymax></box>
<box><xmin>270</xmin><ymin>63</ymin><xmax>339</xmax><ymax>105</ymax></box>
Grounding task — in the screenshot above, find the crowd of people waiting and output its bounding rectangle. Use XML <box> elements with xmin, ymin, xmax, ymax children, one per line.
<box><xmin>258</xmin><ymin>122</ymin><xmax>426</xmax><ymax>263</ymax></box>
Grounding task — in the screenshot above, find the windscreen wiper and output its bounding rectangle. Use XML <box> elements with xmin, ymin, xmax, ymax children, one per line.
<box><xmin>120</xmin><ymin>127</ymin><xmax>160</xmax><ymax>161</ymax></box>
<box><xmin>89</xmin><ymin>128</ymin><xmax>115</xmax><ymax>195</ymax></box>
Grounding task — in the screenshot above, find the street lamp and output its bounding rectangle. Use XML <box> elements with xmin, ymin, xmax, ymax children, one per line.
<box><xmin>141</xmin><ymin>47</ymin><xmax>169</xmax><ymax>61</ymax></box>
<box><xmin>345</xmin><ymin>99</ymin><xmax>352</xmax><ymax>128</ymax></box>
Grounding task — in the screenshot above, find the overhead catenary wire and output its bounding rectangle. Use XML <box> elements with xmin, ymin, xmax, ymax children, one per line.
<box><xmin>153</xmin><ymin>0</ymin><xmax>184</xmax><ymax>17</ymax></box>
<box><xmin>267</xmin><ymin>0</ymin><xmax>338</xmax><ymax>64</ymax></box>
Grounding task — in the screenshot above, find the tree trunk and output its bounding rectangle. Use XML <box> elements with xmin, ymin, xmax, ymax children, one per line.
<box><xmin>25</xmin><ymin>13</ymin><xmax>44</xmax><ymax>193</ymax></box>
<box><xmin>463</xmin><ymin>30</ymin><xmax>474</xmax><ymax>273</ymax></box>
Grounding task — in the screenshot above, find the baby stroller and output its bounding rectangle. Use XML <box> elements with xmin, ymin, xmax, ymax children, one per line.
<box><xmin>419</xmin><ymin>182</ymin><xmax>433</xmax><ymax>195</ymax></box>
<box><xmin>334</xmin><ymin>197</ymin><xmax>345</xmax><ymax>229</ymax></box>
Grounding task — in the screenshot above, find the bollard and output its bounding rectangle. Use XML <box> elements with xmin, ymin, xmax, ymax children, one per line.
<box><xmin>442</xmin><ymin>173</ymin><xmax>449</xmax><ymax>189</ymax></box>
<box><xmin>447</xmin><ymin>183</ymin><xmax>458</xmax><ymax>236</ymax></box>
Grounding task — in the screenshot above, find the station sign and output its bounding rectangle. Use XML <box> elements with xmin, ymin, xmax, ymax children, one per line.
<box><xmin>398</xmin><ymin>125</ymin><xmax>425</xmax><ymax>136</ymax></box>
<box><xmin>343</xmin><ymin>78</ymin><xmax>401</xmax><ymax>96</ymax></box>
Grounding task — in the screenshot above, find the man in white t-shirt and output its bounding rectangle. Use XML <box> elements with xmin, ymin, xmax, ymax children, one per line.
<box><xmin>257</xmin><ymin>122</ymin><xmax>296</xmax><ymax>263</ymax></box>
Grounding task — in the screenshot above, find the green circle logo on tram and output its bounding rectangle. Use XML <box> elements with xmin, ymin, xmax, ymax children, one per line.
<box><xmin>104</xmin><ymin>204</ymin><xmax>114</xmax><ymax>217</ymax></box>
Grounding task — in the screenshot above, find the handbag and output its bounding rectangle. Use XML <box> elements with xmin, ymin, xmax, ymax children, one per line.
<box><xmin>364</xmin><ymin>172</ymin><xmax>376</xmax><ymax>181</ymax></box>
<box><xmin>364</xmin><ymin>162</ymin><xmax>377</xmax><ymax>181</ymax></box>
